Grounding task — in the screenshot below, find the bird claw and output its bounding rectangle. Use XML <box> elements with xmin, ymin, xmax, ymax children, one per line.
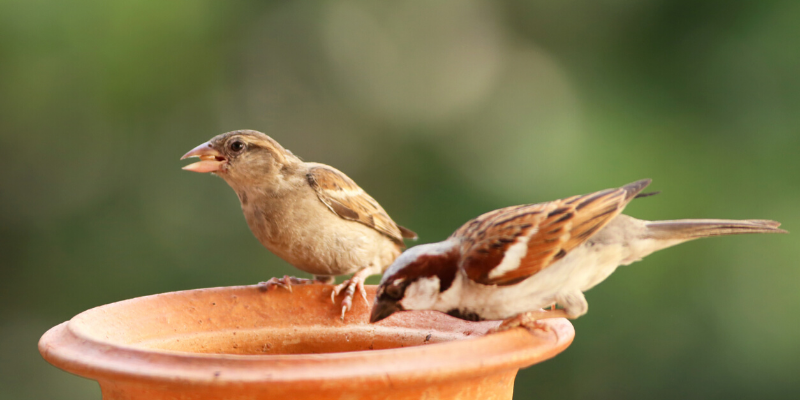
<box><xmin>359</xmin><ymin>283</ymin><xmax>368</xmax><ymax>304</ymax></box>
<box><xmin>489</xmin><ymin>309</ymin><xmax>565</xmax><ymax>334</ymax></box>
<box><xmin>331</xmin><ymin>282</ymin><xmax>344</xmax><ymax>304</ymax></box>
<box><xmin>490</xmin><ymin>318</ymin><xmax>548</xmax><ymax>334</ymax></box>
<box><xmin>258</xmin><ymin>275</ymin><xmax>315</xmax><ymax>293</ymax></box>
<box><xmin>331</xmin><ymin>272</ymin><xmax>370</xmax><ymax>320</ymax></box>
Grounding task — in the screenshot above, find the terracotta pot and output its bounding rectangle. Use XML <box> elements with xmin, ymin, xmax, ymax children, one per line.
<box><xmin>39</xmin><ymin>284</ymin><xmax>574</xmax><ymax>400</ymax></box>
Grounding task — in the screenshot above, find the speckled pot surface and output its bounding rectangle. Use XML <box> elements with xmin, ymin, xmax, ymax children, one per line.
<box><xmin>39</xmin><ymin>284</ymin><xmax>574</xmax><ymax>400</ymax></box>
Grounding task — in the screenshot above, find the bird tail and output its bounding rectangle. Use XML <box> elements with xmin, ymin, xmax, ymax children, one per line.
<box><xmin>398</xmin><ymin>225</ymin><xmax>418</xmax><ymax>240</ymax></box>
<box><xmin>645</xmin><ymin>219</ymin><xmax>787</xmax><ymax>241</ymax></box>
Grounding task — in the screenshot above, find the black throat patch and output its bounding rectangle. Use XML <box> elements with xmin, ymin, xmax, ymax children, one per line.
<box><xmin>446</xmin><ymin>308</ymin><xmax>484</xmax><ymax>322</ymax></box>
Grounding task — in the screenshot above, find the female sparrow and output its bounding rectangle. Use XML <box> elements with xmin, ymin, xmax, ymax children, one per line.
<box><xmin>182</xmin><ymin>130</ymin><xmax>416</xmax><ymax>318</ymax></box>
<box><xmin>370</xmin><ymin>179</ymin><xmax>785</xmax><ymax>330</ymax></box>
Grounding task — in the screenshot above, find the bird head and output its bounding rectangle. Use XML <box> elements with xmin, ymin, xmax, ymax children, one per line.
<box><xmin>181</xmin><ymin>130</ymin><xmax>297</xmax><ymax>189</ymax></box>
<box><xmin>370</xmin><ymin>240</ymin><xmax>460</xmax><ymax>323</ymax></box>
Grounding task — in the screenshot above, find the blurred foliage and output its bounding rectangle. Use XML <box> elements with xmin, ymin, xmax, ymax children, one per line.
<box><xmin>1</xmin><ymin>0</ymin><xmax>799</xmax><ymax>399</ymax></box>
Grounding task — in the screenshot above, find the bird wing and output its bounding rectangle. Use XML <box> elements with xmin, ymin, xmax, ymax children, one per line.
<box><xmin>455</xmin><ymin>179</ymin><xmax>651</xmax><ymax>286</ymax></box>
<box><xmin>306</xmin><ymin>163</ymin><xmax>416</xmax><ymax>244</ymax></box>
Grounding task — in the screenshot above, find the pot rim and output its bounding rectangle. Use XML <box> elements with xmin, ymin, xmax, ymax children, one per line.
<box><xmin>39</xmin><ymin>285</ymin><xmax>574</xmax><ymax>388</ymax></box>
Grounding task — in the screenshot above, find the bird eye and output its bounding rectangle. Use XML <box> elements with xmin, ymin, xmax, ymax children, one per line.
<box><xmin>386</xmin><ymin>284</ymin><xmax>403</xmax><ymax>299</ymax></box>
<box><xmin>229</xmin><ymin>140</ymin><xmax>245</xmax><ymax>153</ymax></box>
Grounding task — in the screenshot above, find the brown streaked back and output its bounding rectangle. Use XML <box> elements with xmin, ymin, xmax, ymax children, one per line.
<box><xmin>455</xmin><ymin>179</ymin><xmax>652</xmax><ymax>285</ymax></box>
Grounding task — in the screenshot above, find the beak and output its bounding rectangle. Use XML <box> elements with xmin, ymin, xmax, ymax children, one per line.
<box><xmin>181</xmin><ymin>142</ymin><xmax>226</xmax><ymax>173</ymax></box>
<box><xmin>370</xmin><ymin>298</ymin><xmax>401</xmax><ymax>323</ymax></box>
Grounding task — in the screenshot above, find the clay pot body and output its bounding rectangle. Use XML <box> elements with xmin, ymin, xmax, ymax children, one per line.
<box><xmin>40</xmin><ymin>284</ymin><xmax>574</xmax><ymax>400</ymax></box>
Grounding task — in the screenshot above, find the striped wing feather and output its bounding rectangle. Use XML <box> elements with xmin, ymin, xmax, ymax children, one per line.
<box><xmin>457</xmin><ymin>179</ymin><xmax>651</xmax><ymax>285</ymax></box>
<box><xmin>307</xmin><ymin>163</ymin><xmax>416</xmax><ymax>245</ymax></box>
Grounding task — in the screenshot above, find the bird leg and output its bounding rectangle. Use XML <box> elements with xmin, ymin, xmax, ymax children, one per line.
<box><xmin>331</xmin><ymin>268</ymin><xmax>371</xmax><ymax>320</ymax></box>
<box><xmin>258</xmin><ymin>275</ymin><xmax>318</xmax><ymax>293</ymax></box>
<box><xmin>489</xmin><ymin>309</ymin><xmax>570</xmax><ymax>334</ymax></box>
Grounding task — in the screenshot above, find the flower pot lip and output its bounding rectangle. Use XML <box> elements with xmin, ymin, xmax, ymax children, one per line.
<box><xmin>39</xmin><ymin>285</ymin><xmax>574</xmax><ymax>388</ymax></box>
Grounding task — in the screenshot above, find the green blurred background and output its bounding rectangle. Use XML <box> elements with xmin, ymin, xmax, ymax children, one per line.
<box><xmin>2</xmin><ymin>0</ymin><xmax>798</xmax><ymax>398</ymax></box>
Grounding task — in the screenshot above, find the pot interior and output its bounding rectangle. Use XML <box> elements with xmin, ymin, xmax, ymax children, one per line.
<box><xmin>138</xmin><ymin>325</ymin><xmax>470</xmax><ymax>355</ymax></box>
<box><xmin>69</xmin><ymin>285</ymin><xmax>497</xmax><ymax>355</ymax></box>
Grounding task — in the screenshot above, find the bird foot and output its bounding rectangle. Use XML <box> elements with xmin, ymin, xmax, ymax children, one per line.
<box><xmin>331</xmin><ymin>270</ymin><xmax>370</xmax><ymax>320</ymax></box>
<box><xmin>489</xmin><ymin>308</ymin><xmax>569</xmax><ymax>334</ymax></box>
<box><xmin>258</xmin><ymin>275</ymin><xmax>316</xmax><ymax>293</ymax></box>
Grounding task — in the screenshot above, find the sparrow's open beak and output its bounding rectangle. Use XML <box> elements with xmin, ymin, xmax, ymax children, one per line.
<box><xmin>181</xmin><ymin>142</ymin><xmax>226</xmax><ymax>173</ymax></box>
<box><xmin>370</xmin><ymin>298</ymin><xmax>401</xmax><ymax>323</ymax></box>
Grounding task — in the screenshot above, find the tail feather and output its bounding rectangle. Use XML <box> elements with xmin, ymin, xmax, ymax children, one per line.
<box><xmin>398</xmin><ymin>225</ymin><xmax>418</xmax><ymax>240</ymax></box>
<box><xmin>622</xmin><ymin>179</ymin><xmax>652</xmax><ymax>202</ymax></box>
<box><xmin>645</xmin><ymin>219</ymin><xmax>787</xmax><ymax>240</ymax></box>
<box><xmin>745</xmin><ymin>219</ymin><xmax>783</xmax><ymax>229</ymax></box>
<box><xmin>634</xmin><ymin>191</ymin><xmax>660</xmax><ymax>199</ymax></box>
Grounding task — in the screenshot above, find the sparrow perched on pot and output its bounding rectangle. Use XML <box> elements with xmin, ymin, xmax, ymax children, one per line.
<box><xmin>370</xmin><ymin>179</ymin><xmax>786</xmax><ymax>330</ymax></box>
<box><xmin>181</xmin><ymin>130</ymin><xmax>416</xmax><ymax>318</ymax></box>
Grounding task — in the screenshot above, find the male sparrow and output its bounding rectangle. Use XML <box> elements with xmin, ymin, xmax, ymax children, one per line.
<box><xmin>370</xmin><ymin>179</ymin><xmax>785</xmax><ymax>330</ymax></box>
<box><xmin>181</xmin><ymin>130</ymin><xmax>416</xmax><ymax>318</ymax></box>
